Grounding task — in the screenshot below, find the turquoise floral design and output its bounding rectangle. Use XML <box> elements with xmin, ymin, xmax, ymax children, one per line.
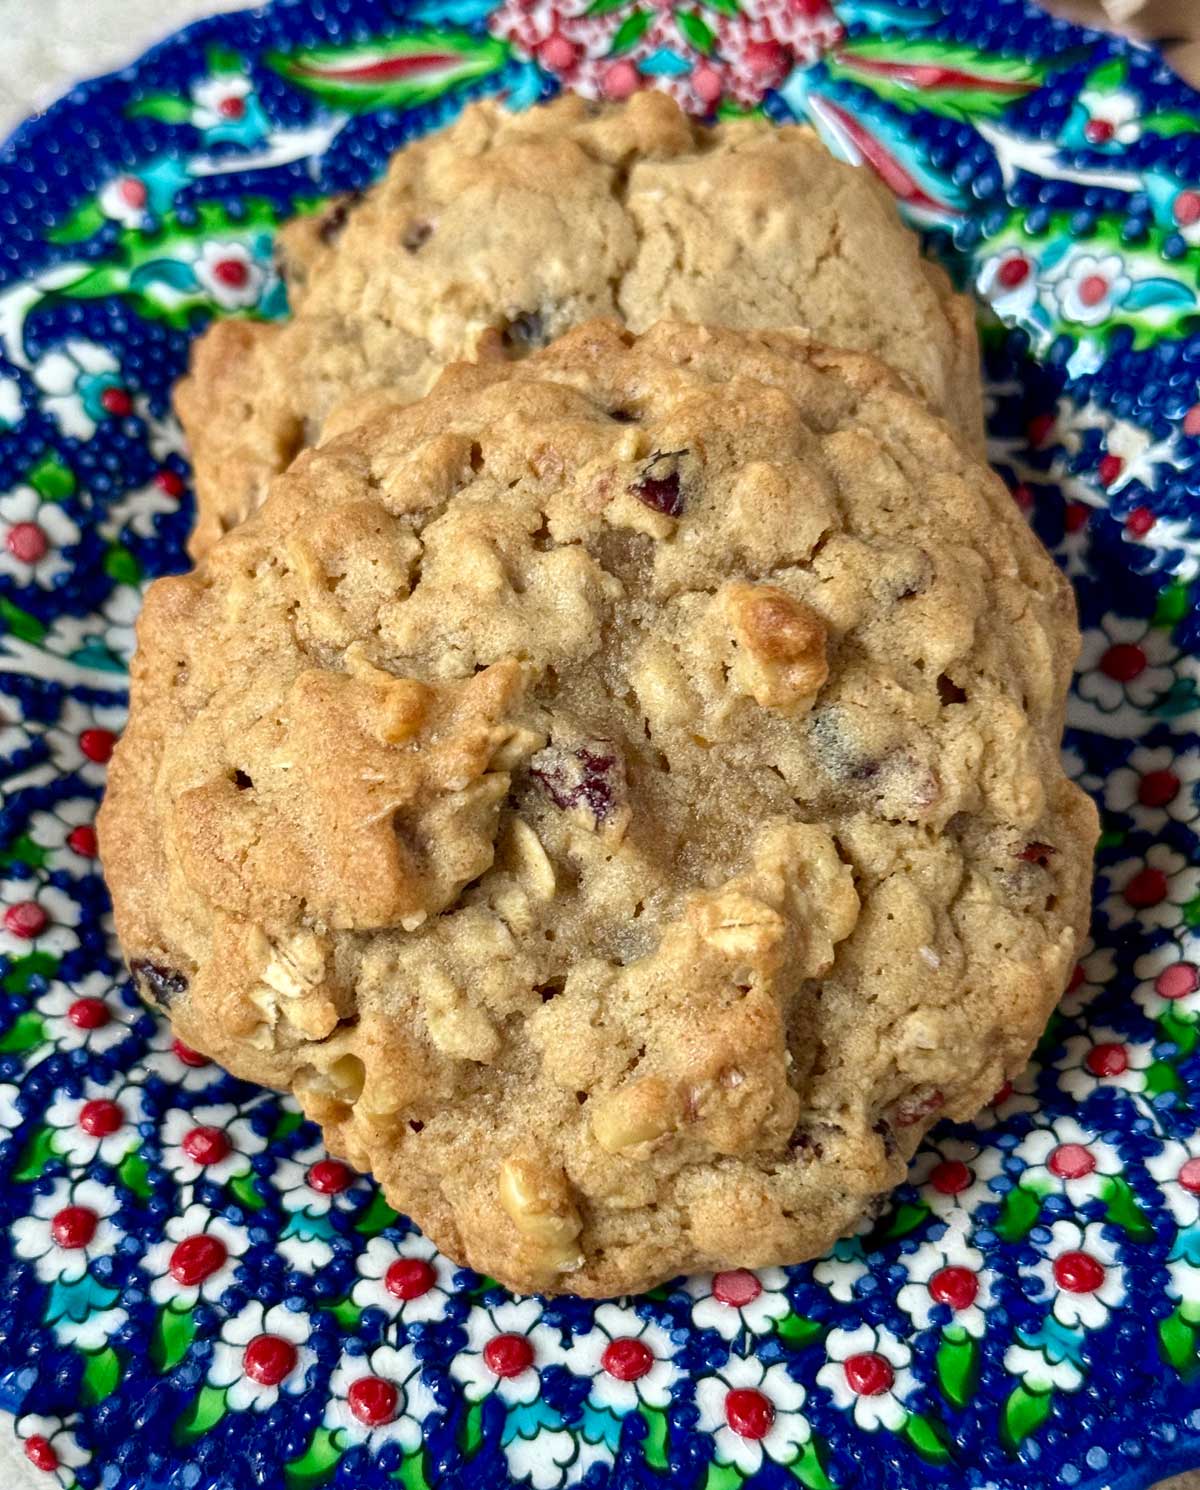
<box><xmin>30</xmin><ymin>342</ymin><xmax>128</xmax><ymax>440</ymax></box>
<box><xmin>129</xmin><ymin>44</ymin><xmax>271</xmax><ymax>143</ymax></box>
<box><xmin>273</xmin><ymin>1139</ymin><xmax>369</xmax><ymax>1271</ymax></box>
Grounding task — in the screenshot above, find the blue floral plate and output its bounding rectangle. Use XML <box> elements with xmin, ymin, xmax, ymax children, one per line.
<box><xmin>2</xmin><ymin>1</ymin><xmax>1200</xmax><ymax>1487</ymax></box>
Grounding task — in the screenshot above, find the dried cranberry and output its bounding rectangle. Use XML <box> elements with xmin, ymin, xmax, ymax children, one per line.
<box><xmin>872</xmin><ymin>1118</ymin><xmax>898</xmax><ymax>1157</ymax></box>
<box><xmin>402</xmin><ymin>219</ymin><xmax>433</xmax><ymax>253</ymax></box>
<box><xmin>131</xmin><ymin>960</ymin><xmax>188</xmax><ymax>1009</ymax></box>
<box><xmin>632</xmin><ymin>450</ymin><xmax>687</xmax><ymax>518</ymax></box>
<box><xmin>317</xmin><ymin>189</ymin><xmax>364</xmax><ymax>246</ymax></box>
<box><xmin>1018</xmin><ymin>841</ymin><xmax>1055</xmax><ymax>866</ymax></box>
<box><xmin>892</xmin><ymin>1090</ymin><xmax>945</xmax><ymax>1127</ymax></box>
<box><xmin>530</xmin><ymin>740</ymin><xmax>626</xmax><ymax>826</ymax></box>
<box><xmin>788</xmin><ymin>1128</ymin><xmax>825</xmax><ymax>1159</ymax></box>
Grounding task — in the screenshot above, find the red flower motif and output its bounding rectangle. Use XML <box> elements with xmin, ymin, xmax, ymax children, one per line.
<box><xmin>490</xmin><ymin>0</ymin><xmax>842</xmax><ymax>112</ymax></box>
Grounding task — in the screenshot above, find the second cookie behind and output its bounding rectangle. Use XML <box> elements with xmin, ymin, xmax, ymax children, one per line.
<box><xmin>176</xmin><ymin>92</ymin><xmax>984</xmax><ymax>555</ymax></box>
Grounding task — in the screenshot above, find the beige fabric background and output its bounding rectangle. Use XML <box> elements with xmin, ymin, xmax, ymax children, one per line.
<box><xmin>0</xmin><ymin>0</ymin><xmax>1195</xmax><ymax>1485</ymax></box>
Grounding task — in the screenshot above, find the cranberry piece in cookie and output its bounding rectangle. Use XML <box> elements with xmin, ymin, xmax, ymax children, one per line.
<box><xmin>530</xmin><ymin>740</ymin><xmax>629</xmax><ymax>832</ymax></box>
<box><xmin>632</xmin><ymin>449</ymin><xmax>687</xmax><ymax>517</ymax></box>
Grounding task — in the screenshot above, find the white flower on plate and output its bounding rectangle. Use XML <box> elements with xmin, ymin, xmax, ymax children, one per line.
<box><xmin>1101</xmin><ymin>843</ymin><xmax>1200</xmax><ymax>931</ymax></box>
<box><xmin>682</xmin><ymin>1266</ymin><xmax>790</xmax><ymax>1340</ymax></box>
<box><xmin>30</xmin><ymin>340</ymin><xmax>125</xmax><ymax>440</ymax></box>
<box><xmin>11</xmin><ymin>1177</ymin><xmax>121</xmax><ymax>1284</ymax></box>
<box><xmin>1146</xmin><ymin>1135</ymin><xmax>1200</xmax><ymax>1227</ymax></box>
<box><xmin>1003</xmin><ymin>1336</ymin><xmax>1084</xmax><ymax>1393</ymax></box>
<box><xmin>191</xmin><ymin>72</ymin><xmax>253</xmax><ymax>130</ymax></box>
<box><xmin>135</xmin><ymin>1018</ymin><xmax>222</xmax><ymax>1092</ymax></box>
<box><xmin>45</xmin><ymin>983</ymin><xmax>113</xmax><ymax>1054</ymax></box>
<box><xmin>1014</xmin><ymin>1116</ymin><xmax>1121</xmax><ymax>1205</ymax></box>
<box><xmin>57</xmin><ymin>1298</ymin><xmax>129</xmax><ymax>1352</ymax></box>
<box><xmin>562</xmin><ymin>1303</ymin><xmax>679</xmax><ymax>1414</ymax></box>
<box><xmin>1060</xmin><ymin>742</ymin><xmax>1101</xmax><ymax>792</ymax></box>
<box><xmin>1023</xmin><ymin>1219</ymin><xmax>1126</xmax><ymax>1330</ymax></box>
<box><xmin>1055</xmin><ymin>1027</ymin><xmax>1153</xmax><ymax>1099</ymax></box>
<box><xmin>15</xmin><ymin>1413</ymin><xmax>90</xmax><ymax>1488</ymax></box>
<box><xmin>1077</xmin><ymin>85</ymin><xmax>1141</xmax><ymax>147</ymax></box>
<box><xmin>816</xmin><ymin>1323</ymin><xmax>917</xmax><ymax>1432</ymax></box>
<box><xmin>813</xmin><ymin>1235</ymin><xmax>870</xmax><ymax>1303</ymax></box>
<box><xmin>1105</xmin><ymin>745</ymin><xmax>1200</xmax><ymax>831</ymax></box>
<box><xmin>208</xmin><ymin>1300</ymin><xmax>315</xmax><ymax>1411</ymax></box>
<box><xmin>451</xmin><ymin>1298</ymin><xmax>566</xmax><ymax>1408</ymax></box>
<box><xmin>27</xmin><ymin>798</ymin><xmax>100</xmax><ymax>874</ymax></box>
<box><xmin>1134</xmin><ymin>936</ymin><xmax>1200</xmax><ymax>1021</ymax></box>
<box><xmin>351</xmin><ymin>1233</ymin><xmax>456</xmax><ymax>1326</ymax></box>
<box><xmin>906</xmin><ymin>1136</ymin><xmax>1003</xmax><ymax>1227</ymax></box>
<box><xmin>970</xmin><ymin>1060</ymin><xmax>1042</xmax><ymax>1130</ymax></box>
<box><xmin>275</xmin><ymin>1140</ymin><xmax>366</xmax><ymax>1217</ymax></box>
<box><xmin>146</xmin><ymin>408</ymin><xmax>188</xmax><ymax>462</ymax></box>
<box><xmin>141</xmin><ymin>1201</ymin><xmax>249</xmax><ymax>1307</ymax></box>
<box><xmin>98</xmin><ymin>173</ymin><xmax>153</xmax><ymax>229</ymax></box>
<box><xmin>160</xmin><ymin>1101</ymin><xmax>266</xmax><ymax>1185</ymax></box>
<box><xmin>1075</xmin><ymin>615</ymin><xmax>1176</xmax><ymax>715</ymax></box>
<box><xmin>1058</xmin><ymin>938</ymin><xmax>1116</xmax><ymax>1018</ymax></box>
<box><xmin>0</xmin><ymin>879</ymin><xmax>81</xmax><ymax>960</ymax></box>
<box><xmin>896</xmin><ymin>1235</ymin><xmax>994</xmax><ymax>1339</ymax></box>
<box><xmin>279</xmin><ymin>1228</ymin><xmax>334</xmax><ymax>1276</ymax></box>
<box><xmin>977</xmin><ymin>248</ymin><xmax>1040</xmax><ymax>321</ymax></box>
<box><xmin>35</xmin><ymin>696</ymin><xmax>126</xmax><ymax>789</ymax></box>
<box><xmin>326</xmin><ymin>1342</ymin><xmax>439</xmax><ymax>1451</ymax></box>
<box><xmin>502</xmin><ymin>1418</ymin><xmax>585</xmax><ymax>1490</ymax></box>
<box><xmin>1167</xmin><ymin>1258</ymin><xmax>1200</xmax><ymax>1310</ymax></box>
<box><xmin>0</xmin><ymin>375</ymin><xmax>22</xmax><ymax>429</ymax></box>
<box><xmin>45</xmin><ymin>1075</ymin><xmax>145</xmax><ymax>1166</ymax></box>
<box><xmin>0</xmin><ymin>706</ymin><xmax>34</xmax><ymax>764</ymax></box>
<box><xmin>1051</xmin><ymin>252</ymin><xmax>1132</xmax><ymax>327</ymax></box>
<box><xmin>0</xmin><ymin>1080</ymin><xmax>21</xmax><ymax>1134</ymax></box>
<box><xmin>100</xmin><ymin>584</ymin><xmax>140</xmax><ymax>666</ymax></box>
<box><xmin>192</xmin><ymin>240</ymin><xmax>267</xmax><ymax>311</ymax></box>
<box><xmin>274</xmin><ymin>1140</ymin><xmax>367</xmax><ymax>1274</ymax></box>
<box><xmin>104</xmin><ymin>471</ymin><xmax>186</xmax><ymax>540</ymax></box>
<box><xmin>0</xmin><ymin>485</ymin><xmax>80</xmax><ymax>588</ymax></box>
<box><xmin>694</xmin><ymin>1353</ymin><xmax>811</xmax><ymax>1476</ymax></box>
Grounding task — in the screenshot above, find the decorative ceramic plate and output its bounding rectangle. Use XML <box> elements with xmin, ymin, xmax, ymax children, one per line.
<box><xmin>3</xmin><ymin>1</ymin><xmax>1200</xmax><ymax>1487</ymax></box>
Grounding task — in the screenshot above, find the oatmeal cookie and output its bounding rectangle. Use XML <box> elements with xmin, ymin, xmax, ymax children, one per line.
<box><xmin>102</xmin><ymin>320</ymin><xmax>1095</xmax><ymax>1296</ymax></box>
<box><xmin>176</xmin><ymin>91</ymin><xmax>983</xmax><ymax>557</ymax></box>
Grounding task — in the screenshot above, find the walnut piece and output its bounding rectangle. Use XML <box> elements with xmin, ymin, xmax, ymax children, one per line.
<box><xmin>498</xmin><ymin>1154</ymin><xmax>584</xmax><ymax>1277</ymax></box>
<box><xmin>721</xmin><ymin>582</ymin><xmax>829</xmax><ymax>713</ymax></box>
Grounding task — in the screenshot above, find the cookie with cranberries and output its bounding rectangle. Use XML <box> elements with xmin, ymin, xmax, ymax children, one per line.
<box><xmin>175</xmin><ymin>90</ymin><xmax>983</xmax><ymax>558</ymax></box>
<box><xmin>101</xmin><ymin>320</ymin><xmax>1095</xmax><ymax>1296</ymax></box>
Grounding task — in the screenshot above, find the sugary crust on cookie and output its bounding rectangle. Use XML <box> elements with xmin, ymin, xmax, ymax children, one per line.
<box><xmin>104</xmin><ymin>320</ymin><xmax>1094</xmax><ymax>1295</ymax></box>
<box><xmin>175</xmin><ymin>92</ymin><xmax>984</xmax><ymax>557</ymax></box>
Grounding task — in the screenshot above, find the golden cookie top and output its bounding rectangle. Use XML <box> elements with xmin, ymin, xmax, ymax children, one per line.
<box><xmin>176</xmin><ymin>92</ymin><xmax>981</xmax><ymax>555</ymax></box>
<box><xmin>102</xmin><ymin>320</ymin><xmax>1095</xmax><ymax>1295</ymax></box>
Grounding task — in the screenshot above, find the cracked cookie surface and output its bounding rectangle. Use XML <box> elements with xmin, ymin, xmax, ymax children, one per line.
<box><xmin>102</xmin><ymin>320</ymin><xmax>1095</xmax><ymax>1296</ymax></box>
<box><xmin>176</xmin><ymin>91</ymin><xmax>983</xmax><ymax>557</ymax></box>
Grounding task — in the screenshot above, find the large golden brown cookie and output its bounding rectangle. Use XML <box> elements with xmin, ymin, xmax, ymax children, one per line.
<box><xmin>102</xmin><ymin>320</ymin><xmax>1094</xmax><ymax>1296</ymax></box>
<box><xmin>175</xmin><ymin>92</ymin><xmax>983</xmax><ymax>556</ymax></box>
